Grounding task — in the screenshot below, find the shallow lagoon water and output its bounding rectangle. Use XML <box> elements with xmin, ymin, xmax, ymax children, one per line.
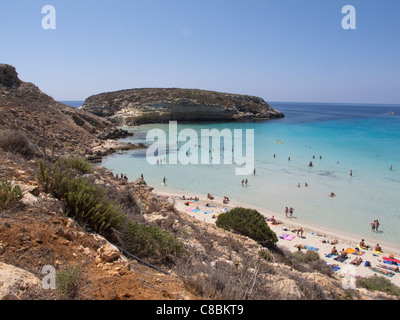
<box><xmin>101</xmin><ymin>102</ymin><xmax>400</xmax><ymax>246</ymax></box>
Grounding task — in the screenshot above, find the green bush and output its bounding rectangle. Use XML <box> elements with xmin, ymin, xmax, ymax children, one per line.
<box><xmin>0</xmin><ymin>180</ymin><xmax>24</xmax><ymax>211</ymax></box>
<box><xmin>216</xmin><ymin>207</ymin><xmax>278</xmax><ymax>247</ymax></box>
<box><xmin>56</xmin><ymin>264</ymin><xmax>81</xmax><ymax>299</ymax></box>
<box><xmin>356</xmin><ymin>275</ymin><xmax>400</xmax><ymax>297</ymax></box>
<box><xmin>293</xmin><ymin>250</ymin><xmax>320</xmax><ymax>263</ymax></box>
<box><xmin>37</xmin><ymin>159</ymin><xmax>124</xmax><ymax>234</ymax></box>
<box><xmin>120</xmin><ymin>219</ymin><xmax>184</xmax><ymax>263</ymax></box>
<box><xmin>62</xmin><ymin>156</ymin><xmax>92</xmax><ymax>174</ymax></box>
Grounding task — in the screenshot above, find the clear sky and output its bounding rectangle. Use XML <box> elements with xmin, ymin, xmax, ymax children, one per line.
<box><xmin>1</xmin><ymin>0</ymin><xmax>399</xmax><ymax>103</ymax></box>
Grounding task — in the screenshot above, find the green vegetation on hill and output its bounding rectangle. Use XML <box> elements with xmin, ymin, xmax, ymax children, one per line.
<box><xmin>0</xmin><ymin>180</ymin><xmax>24</xmax><ymax>211</ymax></box>
<box><xmin>216</xmin><ymin>207</ymin><xmax>278</xmax><ymax>247</ymax></box>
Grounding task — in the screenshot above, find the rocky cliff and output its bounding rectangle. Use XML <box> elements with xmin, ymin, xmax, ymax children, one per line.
<box><xmin>0</xmin><ymin>64</ymin><xmax>132</xmax><ymax>157</ymax></box>
<box><xmin>81</xmin><ymin>88</ymin><xmax>284</xmax><ymax>125</ymax></box>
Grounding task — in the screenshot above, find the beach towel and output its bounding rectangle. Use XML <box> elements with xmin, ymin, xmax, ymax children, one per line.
<box><xmin>334</xmin><ymin>256</ymin><xmax>348</xmax><ymax>263</ymax></box>
<box><xmin>305</xmin><ymin>245</ymin><xmax>319</xmax><ymax>251</ymax></box>
<box><xmin>310</xmin><ymin>232</ymin><xmax>324</xmax><ymax>237</ymax></box>
<box><xmin>325</xmin><ymin>253</ymin><xmax>339</xmax><ymax>259</ymax></box>
<box><xmin>370</xmin><ymin>267</ymin><xmax>394</xmax><ymax>277</ymax></box>
<box><xmin>345</xmin><ymin>248</ymin><xmax>357</xmax><ymax>254</ymax></box>
<box><xmin>326</xmin><ymin>263</ymin><xmax>341</xmax><ymax>272</ymax></box>
<box><xmin>352</xmin><ymin>251</ymin><xmax>364</xmax><ymax>256</ymax></box>
<box><xmin>383</xmin><ymin>257</ymin><xmax>400</xmax><ymax>264</ymax></box>
<box><xmin>202</xmin><ymin>211</ymin><xmax>212</xmax><ymax>214</ymax></box>
<box><xmin>279</xmin><ymin>234</ymin><xmax>296</xmax><ymax>241</ymax></box>
<box><xmin>192</xmin><ymin>209</ymin><xmax>200</xmax><ymax>213</ymax></box>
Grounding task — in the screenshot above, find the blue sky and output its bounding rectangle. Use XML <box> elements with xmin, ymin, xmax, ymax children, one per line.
<box><xmin>1</xmin><ymin>0</ymin><xmax>399</xmax><ymax>103</ymax></box>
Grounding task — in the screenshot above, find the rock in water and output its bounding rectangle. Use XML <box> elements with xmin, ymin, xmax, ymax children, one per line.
<box><xmin>81</xmin><ymin>88</ymin><xmax>284</xmax><ymax>125</ymax></box>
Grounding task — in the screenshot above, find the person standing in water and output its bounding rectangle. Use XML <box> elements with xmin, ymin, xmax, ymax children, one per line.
<box><xmin>285</xmin><ymin>207</ymin><xmax>289</xmax><ymax>218</ymax></box>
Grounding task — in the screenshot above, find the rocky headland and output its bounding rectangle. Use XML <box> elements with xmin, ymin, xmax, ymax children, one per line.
<box><xmin>80</xmin><ymin>88</ymin><xmax>284</xmax><ymax>125</ymax></box>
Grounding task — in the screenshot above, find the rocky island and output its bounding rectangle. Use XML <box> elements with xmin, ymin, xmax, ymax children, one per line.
<box><xmin>80</xmin><ymin>88</ymin><xmax>284</xmax><ymax>125</ymax></box>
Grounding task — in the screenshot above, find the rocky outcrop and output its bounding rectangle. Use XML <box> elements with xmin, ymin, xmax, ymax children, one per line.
<box><xmin>0</xmin><ymin>64</ymin><xmax>134</xmax><ymax>158</ymax></box>
<box><xmin>0</xmin><ymin>64</ymin><xmax>22</xmax><ymax>89</ymax></box>
<box><xmin>0</xmin><ymin>262</ymin><xmax>42</xmax><ymax>300</ymax></box>
<box><xmin>81</xmin><ymin>88</ymin><xmax>284</xmax><ymax>125</ymax></box>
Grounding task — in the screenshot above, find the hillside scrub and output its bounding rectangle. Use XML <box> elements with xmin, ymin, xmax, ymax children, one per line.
<box><xmin>0</xmin><ymin>130</ymin><xmax>36</xmax><ymax>159</ymax></box>
<box><xmin>0</xmin><ymin>180</ymin><xmax>24</xmax><ymax>211</ymax></box>
<box><xmin>36</xmin><ymin>159</ymin><xmax>185</xmax><ymax>266</ymax></box>
<box><xmin>216</xmin><ymin>207</ymin><xmax>278</xmax><ymax>248</ymax></box>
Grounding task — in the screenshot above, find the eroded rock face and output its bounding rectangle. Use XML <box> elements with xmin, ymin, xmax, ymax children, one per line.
<box><xmin>0</xmin><ymin>64</ymin><xmax>22</xmax><ymax>89</ymax></box>
<box><xmin>81</xmin><ymin>88</ymin><xmax>284</xmax><ymax>125</ymax></box>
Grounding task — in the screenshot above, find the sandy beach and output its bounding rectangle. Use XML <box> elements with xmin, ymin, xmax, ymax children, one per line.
<box><xmin>153</xmin><ymin>187</ymin><xmax>400</xmax><ymax>287</ymax></box>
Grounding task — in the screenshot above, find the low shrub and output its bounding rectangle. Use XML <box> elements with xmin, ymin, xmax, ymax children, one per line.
<box><xmin>37</xmin><ymin>159</ymin><xmax>124</xmax><ymax>234</ymax></box>
<box><xmin>62</xmin><ymin>156</ymin><xmax>92</xmax><ymax>174</ymax></box>
<box><xmin>118</xmin><ymin>219</ymin><xmax>184</xmax><ymax>264</ymax></box>
<box><xmin>56</xmin><ymin>264</ymin><xmax>82</xmax><ymax>299</ymax></box>
<box><xmin>356</xmin><ymin>275</ymin><xmax>400</xmax><ymax>297</ymax></box>
<box><xmin>0</xmin><ymin>180</ymin><xmax>24</xmax><ymax>210</ymax></box>
<box><xmin>0</xmin><ymin>130</ymin><xmax>35</xmax><ymax>159</ymax></box>
<box><xmin>216</xmin><ymin>207</ymin><xmax>278</xmax><ymax>247</ymax></box>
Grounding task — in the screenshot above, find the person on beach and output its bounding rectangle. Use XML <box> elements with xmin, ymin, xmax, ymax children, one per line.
<box><xmin>289</xmin><ymin>207</ymin><xmax>294</xmax><ymax>217</ymax></box>
<box><xmin>331</xmin><ymin>247</ymin><xmax>338</xmax><ymax>255</ymax></box>
<box><xmin>163</xmin><ymin>177</ymin><xmax>167</xmax><ymax>185</ymax></box>
<box><xmin>390</xmin><ymin>165</ymin><xmax>392</xmax><ymax>171</ymax></box>
<box><xmin>273</xmin><ymin>154</ymin><xmax>276</xmax><ymax>158</ymax></box>
<box><xmin>351</xmin><ymin>257</ymin><xmax>363</xmax><ymax>265</ymax></box>
<box><xmin>245</xmin><ymin>179</ymin><xmax>248</xmax><ymax>186</ymax></box>
<box><xmin>288</xmin><ymin>157</ymin><xmax>291</xmax><ymax>161</ymax></box>
<box><xmin>297</xmin><ymin>227</ymin><xmax>304</xmax><ymax>238</ymax></box>
<box><xmin>329</xmin><ymin>192</ymin><xmax>336</xmax><ymax>198</ymax></box>
<box><xmin>350</xmin><ymin>170</ymin><xmax>352</xmax><ymax>176</ymax></box>
<box><xmin>375</xmin><ymin>220</ymin><xmax>380</xmax><ymax>232</ymax></box>
<box><xmin>305</xmin><ymin>183</ymin><xmax>308</xmax><ymax>187</ymax></box>
<box><xmin>340</xmin><ymin>249</ymin><xmax>348</xmax><ymax>258</ymax></box>
<box><xmin>253</xmin><ymin>168</ymin><xmax>256</xmax><ymax>176</ymax></box>
<box><xmin>241</xmin><ymin>179</ymin><xmax>244</xmax><ymax>186</ymax></box>
<box><xmin>297</xmin><ymin>183</ymin><xmax>301</xmax><ymax>188</ymax></box>
<box><xmin>309</xmin><ymin>161</ymin><xmax>313</xmax><ymax>167</ymax></box>
<box><xmin>285</xmin><ymin>207</ymin><xmax>289</xmax><ymax>218</ymax></box>
<box><xmin>359</xmin><ymin>239</ymin><xmax>370</xmax><ymax>249</ymax></box>
<box><xmin>371</xmin><ymin>220</ymin><xmax>376</xmax><ymax>232</ymax></box>
<box><xmin>375</xmin><ymin>244</ymin><xmax>382</xmax><ymax>252</ymax></box>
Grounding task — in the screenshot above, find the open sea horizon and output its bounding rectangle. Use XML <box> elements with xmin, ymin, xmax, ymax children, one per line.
<box><xmin>61</xmin><ymin>100</ymin><xmax>400</xmax><ymax>247</ymax></box>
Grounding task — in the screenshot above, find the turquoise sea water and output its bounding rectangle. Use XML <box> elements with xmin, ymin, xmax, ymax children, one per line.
<box><xmin>91</xmin><ymin>102</ymin><xmax>400</xmax><ymax>246</ymax></box>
